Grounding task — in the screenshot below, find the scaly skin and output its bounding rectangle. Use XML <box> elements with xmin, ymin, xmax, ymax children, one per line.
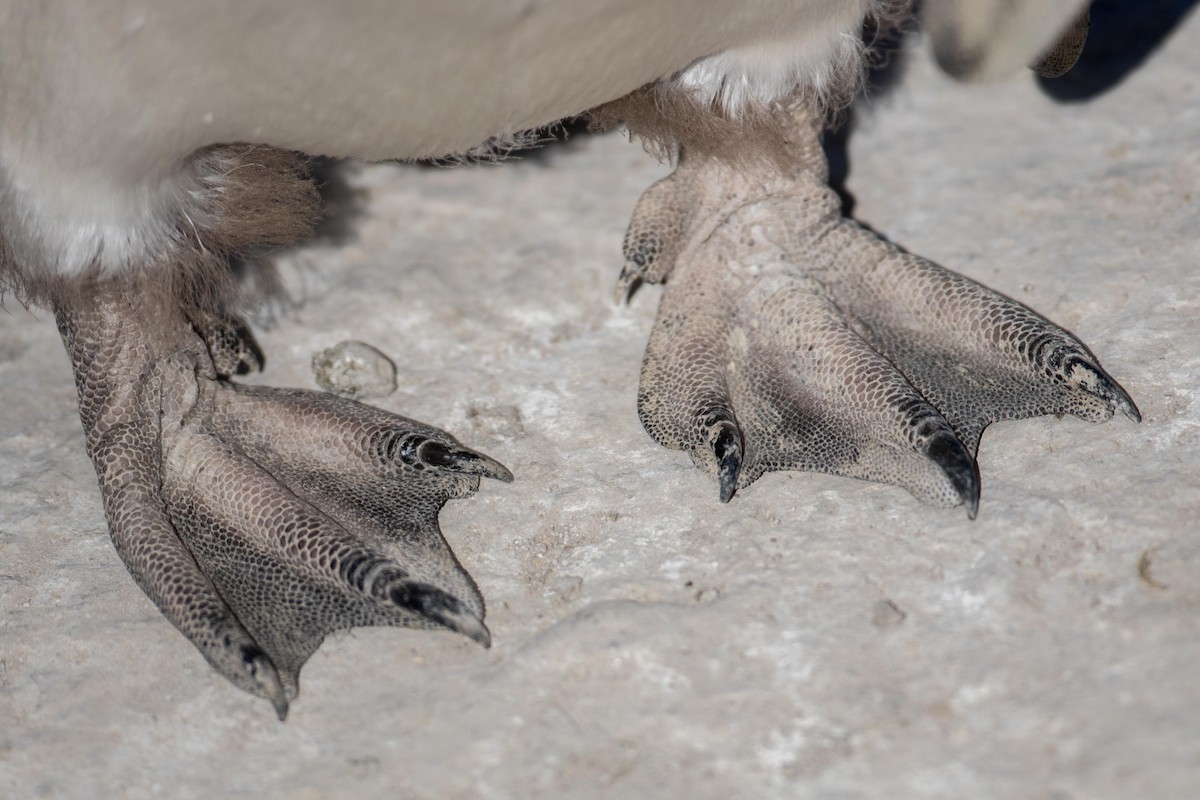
<box><xmin>7</xmin><ymin>0</ymin><xmax>1109</xmax><ymax>722</ymax></box>
<box><xmin>47</xmin><ymin>94</ymin><xmax>1135</xmax><ymax>718</ymax></box>
<box><xmin>54</xmin><ymin>274</ymin><xmax>510</xmax><ymax>718</ymax></box>
<box><xmin>619</xmin><ymin>107</ymin><xmax>1139</xmax><ymax>514</ymax></box>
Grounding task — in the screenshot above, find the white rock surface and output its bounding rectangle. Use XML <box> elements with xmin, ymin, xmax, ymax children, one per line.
<box><xmin>3</xmin><ymin>17</ymin><xmax>1198</xmax><ymax>799</ymax></box>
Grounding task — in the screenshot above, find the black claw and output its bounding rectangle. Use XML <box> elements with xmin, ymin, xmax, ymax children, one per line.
<box><xmin>272</xmin><ymin>694</ymin><xmax>290</xmax><ymax>722</ymax></box>
<box><xmin>419</xmin><ymin>440</ymin><xmax>514</xmax><ymax>483</ymax></box>
<box><xmin>1069</xmin><ymin>358</ymin><xmax>1142</xmax><ymax>424</ymax></box>
<box><xmin>1102</xmin><ymin>370</ymin><xmax>1142</xmax><ymax>424</ymax></box>
<box><xmin>390</xmin><ymin>582</ymin><xmax>491</xmax><ymax>647</ymax></box>
<box><xmin>926</xmin><ymin>432</ymin><xmax>981</xmax><ymax>520</ymax></box>
<box><xmin>709</xmin><ymin>419</ymin><xmax>744</xmax><ymax>504</ymax></box>
<box><xmin>239</xmin><ymin>644</ymin><xmax>289</xmax><ymax>721</ymax></box>
<box><xmin>613</xmin><ymin>263</ymin><xmax>643</xmax><ymax>305</ymax></box>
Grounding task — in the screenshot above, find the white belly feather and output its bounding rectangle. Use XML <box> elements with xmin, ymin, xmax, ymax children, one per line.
<box><xmin>0</xmin><ymin>0</ymin><xmax>1084</xmax><ymax>284</ymax></box>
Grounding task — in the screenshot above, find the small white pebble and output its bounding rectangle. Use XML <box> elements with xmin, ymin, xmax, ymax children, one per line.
<box><xmin>311</xmin><ymin>340</ymin><xmax>397</xmax><ymax>399</ymax></box>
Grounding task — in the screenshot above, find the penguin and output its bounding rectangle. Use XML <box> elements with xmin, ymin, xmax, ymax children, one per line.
<box><xmin>0</xmin><ymin>1</ymin><xmax>1131</xmax><ymax>717</ymax></box>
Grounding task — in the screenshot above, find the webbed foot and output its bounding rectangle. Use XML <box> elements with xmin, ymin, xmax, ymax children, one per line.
<box><xmin>54</xmin><ymin>275</ymin><xmax>510</xmax><ymax>718</ymax></box>
<box><xmin>620</xmin><ymin>110</ymin><xmax>1138</xmax><ymax>515</ymax></box>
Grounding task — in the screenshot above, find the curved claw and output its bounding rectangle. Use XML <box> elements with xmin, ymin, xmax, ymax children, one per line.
<box><xmin>390</xmin><ymin>582</ymin><xmax>492</xmax><ymax>648</ymax></box>
<box><xmin>1070</xmin><ymin>358</ymin><xmax>1142</xmax><ymax>424</ymax></box>
<box><xmin>925</xmin><ymin>432</ymin><xmax>981</xmax><ymax>520</ymax></box>
<box><xmin>240</xmin><ymin>645</ymin><xmax>290</xmax><ymax>721</ymax></box>
<box><xmin>419</xmin><ymin>440</ymin><xmax>514</xmax><ymax>483</ymax></box>
<box><xmin>614</xmin><ymin>260</ymin><xmax>644</xmax><ymax>305</ymax></box>
<box><xmin>709</xmin><ymin>418</ymin><xmax>744</xmax><ymax>504</ymax></box>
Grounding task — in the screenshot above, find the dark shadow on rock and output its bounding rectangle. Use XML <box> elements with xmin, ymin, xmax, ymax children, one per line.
<box><xmin>308</xmin><ymin>156</ymin><xmax>370</xmax><ymax>245</ymax></box>
<box><xmin>1039</xmin><ymin>0</ymin><xmax>1199</xmax><ymax>101</ymax></box>
<box><xmin>231</xmin><ymin>119</ymin><xmax>600</xmax><ymax>322</ymax></box>
<box><xmin>826</xmin><ymin>18</ymin><xmax>919</xmax><ymax>217</ymax></box>
<box><xmin>228</xmin><ymin>156</ymin><xmax>368</xmax><ymax>323</ymax></box>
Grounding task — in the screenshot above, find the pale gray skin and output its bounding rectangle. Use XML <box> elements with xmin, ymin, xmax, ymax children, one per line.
<box><xmin>621</xmin><ymin>109</ymin><xmax>1137</xmax><ymax>510</ymax></box>
<box><xmin>1</xmin><ymin>0</ymin><xmax>1133</xmax><ymax>718</ymax></box>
